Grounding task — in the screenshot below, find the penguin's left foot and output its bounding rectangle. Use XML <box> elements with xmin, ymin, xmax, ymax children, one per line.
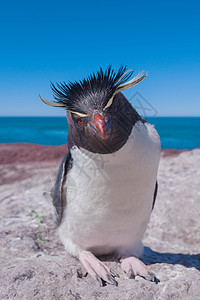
<box><xmin>79</xmin><ymin>250</ymin><xmax>118</xmax><ymax>287</ymax></box>
<box><xmin>120</xmin><ymin>256</ymin><xmax>159</xmax><ymax>283</ymax></box>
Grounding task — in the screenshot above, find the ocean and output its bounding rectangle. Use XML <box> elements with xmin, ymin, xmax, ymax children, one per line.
<box><xmin>0</xmin><ymin>117</ymin><xmax>199</xmax><ymax>149</ymax></box>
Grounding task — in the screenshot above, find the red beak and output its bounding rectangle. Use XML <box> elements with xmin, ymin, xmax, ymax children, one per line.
<box><xmin>93</xmin><ymin>113</ymin><xmax>106</xmax><ymax>139</ymax></box>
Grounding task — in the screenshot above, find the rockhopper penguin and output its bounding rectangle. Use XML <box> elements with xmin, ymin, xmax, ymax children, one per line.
<box><xmin>40</xmin><ymin>66</ymin><xmax>160</xmax><ymax>286</ymax></box>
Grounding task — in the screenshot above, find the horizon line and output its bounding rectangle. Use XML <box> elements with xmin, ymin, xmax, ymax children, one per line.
<box><xmin>0</xmin><ymin>115</ymin><xmax>200</xmax><ymax>118</ymax></box>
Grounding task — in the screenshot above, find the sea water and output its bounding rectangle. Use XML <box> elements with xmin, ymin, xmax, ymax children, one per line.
<box><xmin>0</xmin><ymin>117</ymin><xmax>199</xmax><ymax>149</ymax></box>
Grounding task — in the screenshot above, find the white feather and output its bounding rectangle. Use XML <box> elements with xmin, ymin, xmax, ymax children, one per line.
<box><xmin>58</xmin><ymin>121</ymin><xmax>160</xmax><ymax>258</ymax></box>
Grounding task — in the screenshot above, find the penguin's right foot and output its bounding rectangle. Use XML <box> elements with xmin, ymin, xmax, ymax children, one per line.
<box><xmin>79</xmin><ymin>250</ymin><xmax>118</xmax><ymax>287</ymax></box>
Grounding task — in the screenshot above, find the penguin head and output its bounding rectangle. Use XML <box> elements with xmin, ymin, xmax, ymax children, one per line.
<box><xmin>40</xmin><ymin>66</ymin><xmax>147</xmax><ymax>154</ymax></box>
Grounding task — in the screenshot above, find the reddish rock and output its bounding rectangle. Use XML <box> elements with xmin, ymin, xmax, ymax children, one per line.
<box><xmin>0</xmin><ymin>143</ymin><xmax>194</xmax><ymax>165</ymax></box>
<box><xmin>161</xmin><ymin>149</ymin><xmax>189</xmax><ymax>157</ymax></box>
<box><xmin>0</xmin><ymin>143</ymin><xmax>68</xmax><ymax>165</ymax></box>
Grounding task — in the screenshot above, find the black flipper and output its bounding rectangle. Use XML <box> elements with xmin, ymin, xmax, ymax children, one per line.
<box><xmin>152</xmin><ymin>181</ymin><xmax>158</xmax><ymax>211</ymax></box>
<box><xmin>51</xmin><ymin>150</ymin><xmax>73</xmax><ymax>227</ymax></box>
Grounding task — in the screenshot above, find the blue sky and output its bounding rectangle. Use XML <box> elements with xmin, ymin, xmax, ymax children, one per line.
<box><xmin>0</xmin><ymin>0</ymin><xmax>199</xmax><ymax>117</ymax></box>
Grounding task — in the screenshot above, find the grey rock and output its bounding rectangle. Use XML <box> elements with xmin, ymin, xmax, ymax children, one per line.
<box><xmin>0</xmin><ymin>150</ymin><xmax>200</xmax><ymax>299</ymax></box>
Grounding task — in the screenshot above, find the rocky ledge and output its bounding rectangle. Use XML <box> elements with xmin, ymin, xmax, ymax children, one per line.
<box><xmin>0</xmin><ymin>144</ymin><xmax>199</xmax><ymax>299</ymax></box>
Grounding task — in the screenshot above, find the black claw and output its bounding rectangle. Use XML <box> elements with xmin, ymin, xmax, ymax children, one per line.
<box><xmin>148</xmin><ymin>272</ymin><xmax>155</xmax><ymax>281</ymax></box>
<box><xmin>148</xmin><ymin>272</ymin><xmax>160</xmax><ymax>284</ymax></box>
<box><xmin>96</xmin><ymin>275</ymin><xmax>104</xmax><ymax>287</ymax></box>
<box><xmin>110</xmin><ymin>268</ymin><xmax>120</xmax><ymax>278</ymax></box>
<box><xmin>127</xmin><ymin>269</ymin><xmax>135</xmax><ymax>279</ymax></box>
<box><xmin>106</xmin><ymin>274</ymin><xmax>118</xmax><ymax>287</ymax></box>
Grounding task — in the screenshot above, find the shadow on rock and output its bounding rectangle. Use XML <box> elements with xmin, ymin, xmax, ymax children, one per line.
<box><xmin>143</xmin><ymin>247</ymin><xmax>200</xmax><ymax>272</ymax></box>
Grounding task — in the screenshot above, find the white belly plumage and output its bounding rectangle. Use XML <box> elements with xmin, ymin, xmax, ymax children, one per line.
<box><xmin>58</xmin><ymin>121</ymin><xmax>160</xmax><ymax>257</ymax></box>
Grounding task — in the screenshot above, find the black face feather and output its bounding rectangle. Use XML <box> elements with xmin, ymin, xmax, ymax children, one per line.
<box><xmin>51</xmin><ymin>66</ymin><xmax>134</xmax><ymax>114</ymax></box>
<box><xmin>66</xmin><ymin>92</ymin><xmax>145</xmax><ymax>154</ymax></box>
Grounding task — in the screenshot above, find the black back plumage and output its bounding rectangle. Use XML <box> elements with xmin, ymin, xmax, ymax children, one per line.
<box><xmin>51</xmin><ymin>66</ymin><xmax>134</xmax><ymax>114</ymax></box>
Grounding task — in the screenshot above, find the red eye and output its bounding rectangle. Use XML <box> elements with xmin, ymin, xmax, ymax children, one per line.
<box><xmin>77</xmin><ymin>118</ymin><xmax>83</xmax><ymax>125</ymax></box>
<box><xmin>113</xmin><ymin>104</ymin><xmax>117</xmax><ymax>112</ymax></box>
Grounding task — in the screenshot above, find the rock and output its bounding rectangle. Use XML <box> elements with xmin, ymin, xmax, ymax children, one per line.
<box><xmin>0</xmin><ymin>145</ymin><xmax>200</xmax><ymax>299</ymax></box>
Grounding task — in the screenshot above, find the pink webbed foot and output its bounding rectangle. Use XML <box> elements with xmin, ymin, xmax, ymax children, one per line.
<box><xmin>79</xmin><ymin>251</ymin><xmax>119</xmax><ymax>287</ymax></box>
<box><xmin>120</xmin><ymin>256</ymin><xmax>158</xmax><ymax>283</ymax></box>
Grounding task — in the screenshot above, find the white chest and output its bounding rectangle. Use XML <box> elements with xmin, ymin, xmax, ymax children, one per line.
<box><xmin>59</xmin><ymin>121</ymin><xmax>160</xmax><ymax>256</ymax></box>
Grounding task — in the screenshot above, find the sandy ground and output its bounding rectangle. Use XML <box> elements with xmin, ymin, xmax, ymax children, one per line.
<box><xmin>0</xmin><ymin>144</ymin><xmax>200</xmax><ymax>299</ymax></box>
